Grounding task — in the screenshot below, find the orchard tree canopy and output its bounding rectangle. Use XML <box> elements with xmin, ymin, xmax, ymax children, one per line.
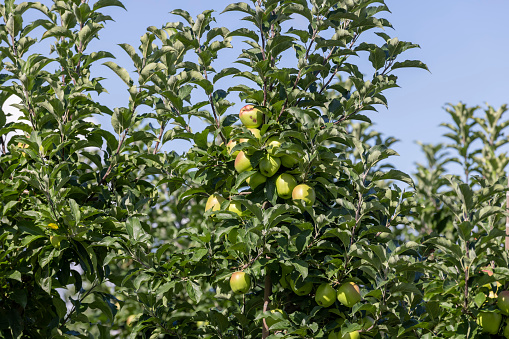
<box><xmin>1</xmin><ymin>1</ymin><xmax>509</xmax><ymax>339</ymax></box>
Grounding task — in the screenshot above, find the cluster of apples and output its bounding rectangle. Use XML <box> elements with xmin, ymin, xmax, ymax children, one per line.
<box><xmin>477</xmin><ymin>289</ymin><xmax>509</xmax><ymax>336</ymax></box>
<box><xmin>231</xmin><ymin>104</ymin><xmax>316</xmax><ymax>206</ymax></box>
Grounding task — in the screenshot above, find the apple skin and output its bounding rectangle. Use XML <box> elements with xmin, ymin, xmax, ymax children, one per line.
<box><xmin>276</xmin><ymin>173</ymin><xmax>298</xmax><ymax>199</ymax></box>
<box><xmin>227</xmin><ymin>139</ymin><xmax>239</xmax><ymax>157</ymax></box>
<box><xmin>477</xmin><ymin>311</ymin><xmax>502</xmax><ymax>334</ymax></box>
<box><xmin>266</xmin><ymin>136</ymin><xmax>283</xmax><ymax>156</ymax></box>
<box><xmin>205</xmin><ymin>194</ymin><xmax>226</xmax><ymax>212</ymax></box>
<box><xmin>259</xmin><ymin>154</ymin><xmax>281</xmax><ymax>177</ymax></box>
<box><xmin>337</xmin><ymin>282</ymin><xmax>361</xmax><ymax>308</ymax></box>
<box><xmin>289</xmin><ymin>278</ymin><xmax>313</xmax><ymax>296</ymax></box>
<box><xmin>315</xmin><ymin>283</ymin><xmax>337</xmax><ymax>307</ymax></box>
<box><xmin>228</xmin><ymin>200</ymin><xmax>243</xmax><ymax>216</ymax></box>
<box><xmin>248</xmin><ymin>128</ymin><xmax>262</xmax><ymax>141</ymax></box>
<box><xmin>50</xmin><ymin>235</ymin><xmax>62</xmax><ymax>248</ymax></box>
<box><xmin>504</xmin><ymin>320</ymin><xmax>509</xmax><ymax>338</ymax></box>
<box><xmin>292</xmin><ymin>184</ymin><xmax>316</xmax><ymax>206</ymax></box>
<box><xmin>341</xmin><ymin>331</ymin><xmax>360</xmax><ymax>339</ymax></box>
<box><xmin>239</xmin><ymin>104</ymin><xmax>263</xmax><ymax>128</ymax></box>
<box><xmin>235</xmin><ymin>151</ymin><xmax>253</xmax><ymax>173</ymax></box>
<box><xmin>281</xmin><ymin>154</ymin><xmax>299</xmax><ymax>168</ymax></box>
<box><xmin>498</xmin><ymin>290</ymin><xmax>509</xmax><ymax>314</ymax></box>
<box><xmin>230</xmin><ymin>271</ymin><xmax>251</xmax><ymax>294</ymax></box>
<box><xmin>247</xmin><ymin>172</ymin><xmax>267</xmax><ymax>190</ymax></box>
<box><xmin>126</xmin><ymin>314</ymin><xmax>136</xmax><ymax>327</ymax></box>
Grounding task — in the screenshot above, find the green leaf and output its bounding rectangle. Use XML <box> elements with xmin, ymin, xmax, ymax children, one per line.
<box><xmin>391</xmin><ymin>60</ymin><xmax>430</xmax><ymax>72</ymax></box>
<box><xmin>103</xmin><ymin>61</ymin><xmax>133</xmax><ymax>86</ymax></box>
<box><xmin>221</xmin><ymin>2</ymin><xmax>255</xmax><ymax>16</ymax></box>
<box><xmin>93</xmin><ymin>0</ymin><xmax>126</xmax><ymax>11</ymax></box>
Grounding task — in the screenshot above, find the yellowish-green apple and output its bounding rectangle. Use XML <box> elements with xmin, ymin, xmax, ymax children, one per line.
<box><xmin>477</xmin><ymin>311</ymin><xmax>502</xmax><ymax>334</ymax></box>
<box><xmin>248</xmin><ymin>128</ymin><xmax>262</xmax><ymax>141</ymax></box>
<box><xmin>498</xmin><ymin>290</ymin><xmax>509</xmax><ymax>314</ymax></box>
<box><xmin>259</xmin><ymin>154</ymin><xmax>281</xmax><ymax>177</ymax></box>
<box><xmin>239</xmin><ymin>104</ymin><xmax>263</xmax><ymax>128</ymax></box>
<box><xmin>230</xmin><ymin>271</ymin><xmax>251</xmax><ymax>294</ymax></box>
<box><xmin>246</xmin><ymin>172</ymin><xmax>267</xmax><ymax>190</ymax></box>
<box><xmin>196</xmin><ymin>321</ymin><xmax>209</xmax><ymax>327</ymax></box>
<box><xmin>315</xmin><ymin>283</ymin><xmax>337</xmax><ymax>307</ymax></box>
<box><xmin>235</xmin><ymin>151</ymin><xmax>253</xmax><ymax>173</ymax></box>
<box><xmin>50</xmin><ymin>235</ymin><xmax>62</xmax><ymax>248</ymax></box>
<box><xmin>289</xmin><ymin>278</ymin><xmax>313</xmax><ymax>296</ymax></box>
<box><xmin>266</xmin><ymin>136</ymin><xmax>283</xmax><ymax>156</ymax></box>
<box><xmin>227</xmin><ymin>139</ymin><xmax>239</xmax><ymax>157</ymax></box>
<box><xmin>341</xmin><ymin>331</ymin><xmax>360</xmax><ymax>339</ymax></box>
<box><xmin>276</xmin><ymin>173</ymin><xmax>297</xmax><ymax>199</ymax></box>
<box><xmin>126</xmin><ymin>315</ymin><xmax>136</xmax><ymax>327</ymax></box>
<box><xmin>228</xmin><ymin>200</ymin><xmax>243</xmax><ymax>216</ymax></box>
<box><xmin>205</xmin><ymin>194</ymin><xmax>225</xmax><ymax>212</ymax></box>
<box><xmin>337</xmin><ymin>282</ymin><xmax>361</xmax><ymax>307</ymax></box>
<box><xmin>292</xmin><ymin>184</ymin><xmax>316</xmax><ymax>206</ymax></box>
<box><xmin>279</xmin><ymin>264</ymin><xmax>293</xmax><ymax>288</ymax></box>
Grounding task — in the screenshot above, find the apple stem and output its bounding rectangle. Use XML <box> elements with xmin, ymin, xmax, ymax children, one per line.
<box><xmin>262</xmin><ymin>270</ymin><xmax>271</xmax><ymax>338</ymax></box>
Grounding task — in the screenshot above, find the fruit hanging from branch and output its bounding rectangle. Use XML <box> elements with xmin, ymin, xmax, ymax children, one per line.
<box><xmin>239</xmin><ymin>104</ymin><xmax>263</xmax><ymax>128</ymax></box>
<box><xmin>336</xmin><ymin>282</ymin><xmax>361</xmax><ymax>308</ymax></box>
<box><xmin>246</xmin><ymin>172</ymin><xmax>267</xmax><ymax>190</ymax></box>
<box><xmin>292</xmin><ymin>184</ymin><xmax>316</xmax><ymax>206</ymax></box>
<box><xmin>276</xmin><ymin>173</ymin><xmax>297</xmax><ymax>199</ymax></box>
<box><xmin>315</xmin><ymin>283</ymin><xmax>337</xmax><ymax>307</ymax></box>
<box><xmin>205</xmin><ymin>194</ymin><xmax>226</xmax><ymax>212</ymax></box>
<box><xmin>235</xmin><ymin>151</ymin><xmax>253</xmax><ymax>173</ymax></box>
<box><xmin>230</xmin><ymin>271</ymin><xmax>251</xmax><ymax>294</ymax></box>
<box><xmin>259</xmin><ymin>154</ymin><xmax>281</xmax><ymax>177</ymax></box>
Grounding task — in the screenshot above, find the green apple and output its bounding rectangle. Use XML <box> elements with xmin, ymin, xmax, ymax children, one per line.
<box><xmin>498</xmin><ymin>290</ymin><xmax>509</xmax><ymax>314</ymax></box>
<box><xmin>126</xmin><ymin>314</ymin><xmax>136</xmax><ymax>327</ymax></box>
<box><xmin>227</xmin><ymin>139</ymin><xmax>239</xmax><ymax>156</ymax></box>
<box><xmin>246</xmin><ymin>172</ymin><xmax>267</xmax><ymax>190</ymax></box>
<box><xmin>279</xmin><ymin>264</ymin><xmax>293</xmax><ymax>288</ymax></box>
<box><xmin>228</xmin><ymin>200</ymin><xmax>243</xmax><ymax>216</ymax></box>
<box><xmin>289</xmin><ymin>277</ymin><xmax>313</xmax><ymax>296</ymax></box>
<box><xmin>205</xmin><ymin>194</ymin><xmax>225</xmax><ymax>212</ymax></box>
<box><xmin>337</xmin><ymin>282</ymin><xmax>361</xmax><ymax>308</ymax></box>
<box><xmin>239</xmin><ymin>104</ymin><xmax>263</xmax><ymax>128</ymax></box>
<box><xmin>265</xmin><ymin>309</ymin><xmax>286</xmax><ymax>329</ymax></box>
<box><xmin>477</xmin><ymin>311</ymin><xmax>502</xmax><ymax>334</ymax></box>
<box><xmin>292</xmin><ymin>184</ymin><xmax>316</xmax><ymax>206</ymax></box>
<box><xmin>196</xmin><ymin>321</ymin><xmax>209</xmax><ymax>327</ymax></box>
<box><xmin>50</xmin><ymin>235</ymin><xmax>62</xmax><ymax>248</ymax></box>
<box><xmin>315</xmin><ymin>283</ymin><xmax>337</xmax><ymax>307</ymax></box>
<box><xmin>276</xmin><ymin>173</ymin><xmax>298</xmax><ymax>199</ymax></box>
<box><xmin>235</xmin><ymin>151</ymin><xmax>253</xmax><ymax>173</ymax></box>
<box><xmin>259</xmin><ymin>154</ymin><xmax>281</xmax><ymax>177</ymax></box>
<box><xmin>504</xmin><ymin>319</ymin><xmax>509</xmax><ymax>338</ymax></box>
<box><xmin>266</xmin><ymin>136</ymin><xmax>283</xmax><ymax>156</ymax></box>
<box><xmin>248</xmin><ymin>128</ymin><xmax>262</xmax><ymax>141</ymax></box>
<box><xmin>328</xmin><ymin>332</ymin><xmax>338</xmax><ymax>339</ymax></box>
<box><xmin>230</xmin><ymin>271</ymin><xmax>251</xmax><ymax>294</ymax></box>
<box><xmin>281</xmin><ymin>153</ymin><xmax>299</xmax><ymax>168</ymax></box>
<box><xmin>341</xmin><ymin>331</ymin><xmax>360</xmax><ymax>339</ymax></box>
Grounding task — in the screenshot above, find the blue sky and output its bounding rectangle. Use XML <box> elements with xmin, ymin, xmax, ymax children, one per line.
<box><xmin>6</xmin><ymin>1</ymin><xmax>509</xmax><ymax>175</ymax></box>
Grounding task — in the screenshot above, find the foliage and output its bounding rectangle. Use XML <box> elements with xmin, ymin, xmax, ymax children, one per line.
<box><xmin>0</xmin><ymin>0</ymin><xmax>508</xmax><ymax>339</ymax></box>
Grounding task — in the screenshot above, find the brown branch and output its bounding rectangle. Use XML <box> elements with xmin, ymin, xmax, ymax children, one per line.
<box><xmin>262</xmin><ymin>272</ymin><xmax>271</xmax><ymax>339</ymax></box>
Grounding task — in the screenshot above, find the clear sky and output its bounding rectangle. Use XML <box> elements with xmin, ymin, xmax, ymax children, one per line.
<box><xmin>4</xmin><ymin>1</ymin><xmax>509</xmax><ymax>175</ymax></box>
